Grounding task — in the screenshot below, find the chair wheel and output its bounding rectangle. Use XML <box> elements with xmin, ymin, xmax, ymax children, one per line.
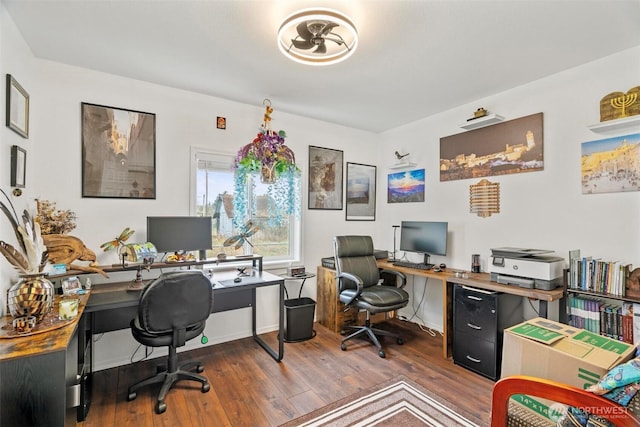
<box><xmin>397</xmin><ymin>338</ymin><xmax>404</xmax><ymax>345</ymax></box>
<box><xmin>341</xmin><ymin>342</ymin><xmax>347</xmax><ymax>351</ymax></box>
<box><xmin>196</xmin><ymin>364</ymin><xmax>204</xmax><ymax>373</ymax></box>
<box><xmin>340</xmin><ymin>330</ymin><xmax>346</xmax><ymax>335</ymax></box>
<box><xmin>378</xmin><ymin>350</ymin><xmax>386</xmax><ymax>358</ymax></box>
<box><xmin>155</xmin><ymin>401</ymin><xmax>166</xmax><ymax>414</ymax></box>
<box><xmin>127</xmin><ymin>391</ymin><xmax>137</xmax><ymax>401</ymax></box>
<box><xmin>202</xmin><ymin>382</ymin><xmax>210</xmax><ymax>393</ymax></box>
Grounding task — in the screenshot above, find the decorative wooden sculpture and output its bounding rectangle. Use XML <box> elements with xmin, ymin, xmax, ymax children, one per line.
<box><xmin>470</xmin><ymin>179</ymin><xmax>500</xmax><ymax>218</ymax></box>
<box><xmin>600</xmin><ymin>86</ymin><xmax>640</xmax><ymax>122</ymax></box>
<box><xmin>42</xmin><ymin>234</ymin><xmax>107</xmax><ymax>276</ymax></box>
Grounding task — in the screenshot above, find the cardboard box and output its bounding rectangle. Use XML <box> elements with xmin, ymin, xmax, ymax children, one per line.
<box><xmin>501</xmin><ymin>317</ymin><xmax>636</xmax><ymax>422</ymax></box>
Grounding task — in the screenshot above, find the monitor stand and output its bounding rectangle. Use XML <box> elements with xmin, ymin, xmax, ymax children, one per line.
<box><xmin>423</xmin><ymin>254</ymin><xmax>431</xmax><ymax>266</ymax></box>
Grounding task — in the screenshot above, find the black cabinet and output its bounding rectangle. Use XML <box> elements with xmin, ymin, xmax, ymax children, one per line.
<box><xmin>453</xmin><ymin>284</ymin><xmax>523</xmax><ymax>380</ymax></box>
<box><xmin>0</xmin><ymin>319</ymin><xmax>84</xmax><ymax>427</ymax></box>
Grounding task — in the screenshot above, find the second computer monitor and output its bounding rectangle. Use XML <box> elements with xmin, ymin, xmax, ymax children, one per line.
<box><xmin>399</xmin><ymin>221</ymin><xmax>448</xmax><ymax>262</ymax></box>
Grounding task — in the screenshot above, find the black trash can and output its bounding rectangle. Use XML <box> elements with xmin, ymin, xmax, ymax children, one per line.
<box><xmin>284</xmin><ymin>297</ymin><xmax>316</xmax><ymax>342</ymax></box>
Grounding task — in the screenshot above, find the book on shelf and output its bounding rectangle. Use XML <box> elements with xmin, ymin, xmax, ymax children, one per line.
<box><xmin>567</xmin><ymin>249</ymin><xmax>631</xmax><ymax>297</ymax></box>
<box><xmin>568</xmin><ymin>295</ymin><xmax>630</xmax><ymax>342</ymax></box>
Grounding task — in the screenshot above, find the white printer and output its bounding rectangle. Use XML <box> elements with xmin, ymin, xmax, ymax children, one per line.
<box><xmin>488</xmin><ymin>247</ymin><xmax>565</xmax><ymax>290</ymax></box>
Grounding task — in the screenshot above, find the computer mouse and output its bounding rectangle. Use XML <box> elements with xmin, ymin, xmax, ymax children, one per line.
<box><xmin>233</xmin><ymin>277</ymin><xmax>241</xmax><ymax>283</ymax></box>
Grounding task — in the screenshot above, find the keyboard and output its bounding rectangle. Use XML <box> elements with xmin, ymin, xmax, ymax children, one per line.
<box><xmin>392</xmin><ymin>261</ymin><xmax>434</xmax><ymax>270</ymax></box>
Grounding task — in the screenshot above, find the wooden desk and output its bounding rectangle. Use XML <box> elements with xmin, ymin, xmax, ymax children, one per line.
<box><xmin>377</xmin><ymin>260</ymin><xmax>564</xmax><ymax>359</ymax></box>
<box><xmin>0</xmin><ymin>293</ymin><xmax>91</xmax><ymax>427</ymax></box>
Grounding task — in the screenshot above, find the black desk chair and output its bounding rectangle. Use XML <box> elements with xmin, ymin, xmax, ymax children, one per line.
<box><xmin>127</xmin><ymin>271</ymin><xmax>213</xmax><ymax>414</ymax></box>
<box><xmin>333</xmin><ymin>235</ymin><xmax>409</xmax><ymax>358</ymax></box>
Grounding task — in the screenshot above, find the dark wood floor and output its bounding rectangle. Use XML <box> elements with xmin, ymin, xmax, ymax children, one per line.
<box><xmin>79</xmin><ymin>319</ymin><xmax>494</xmax><ymax>426</ymax></box>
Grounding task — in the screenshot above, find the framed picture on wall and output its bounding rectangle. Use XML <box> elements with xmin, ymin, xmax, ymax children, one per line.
<box><xmin>6</xmin><ymin>74</ymin><xmax>29</xmax><ymax>139</ymax></box>
<box><xmin>346</xmin><ymin>162</ymin><xmax>376</xmax><ymax>221</ymax></box>
<box><xmin>308</xmin><ymin>145</ymin><xmax>343</xmax><ymax>210</ymax></box>
<box><xmin>439</xmin><ymin>112</ymin><xmax>544</xmax><ymax>182</ymax></box>
<box><xmin>581</xmin><ymin>132</ymin><xmax>640</xmax><ymax>194</ymax></box>
<box><xmin>81</xmin><ymin>103</ymin><xmax>156</xmax><ymax>199</ymax></box>
<box><xmin>387</xmin><ymin>168</ymin><xmax>425</xmax><ymax>203</ymax></box>
<box><xmin>10</xmin><ymin>145</ymin><xmax>26</xmax><ymax>188</ymax></box>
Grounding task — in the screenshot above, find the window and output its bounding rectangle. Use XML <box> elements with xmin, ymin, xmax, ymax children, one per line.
<box><xmin>191</xmin><ymin>149</ymin><xmax>301</xmax><ymax>264</ymax></box>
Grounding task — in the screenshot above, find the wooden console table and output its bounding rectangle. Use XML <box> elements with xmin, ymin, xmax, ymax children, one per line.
<box><xmin>0</xmin><ymin>293</ymin><xmax>91</xmax><ymax>427</ymax></box>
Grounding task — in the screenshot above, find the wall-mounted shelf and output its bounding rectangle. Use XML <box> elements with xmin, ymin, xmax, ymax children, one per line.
<box><xmin>459</xmin><ymin>114</ymin><xmax>504</xmax><ymax>130</ymax></box>
<box><xmin>588</xmin><ymin>115</ymin><xmax>640</xmax><ymax>134</ymax></box>
<box><xmin>389</xmin><ymin>161</ymin><xmax>417</xmax><ymax>170</ymax></box>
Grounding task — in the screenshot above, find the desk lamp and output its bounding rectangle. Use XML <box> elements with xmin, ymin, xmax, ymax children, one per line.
<box><xmin>390</xmin><ymin>225</ymin><xmax>400</xmax><ymax>261</ymax></box>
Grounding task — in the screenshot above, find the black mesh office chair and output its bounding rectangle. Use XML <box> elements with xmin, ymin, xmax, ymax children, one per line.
<box><xmin>333</xmin><ymin>235</ymin><xmax>409</xmax><ymax>358</ymax></box>
<box><xmin>127</xmin><ymin>271</ymin><xmax>213</xmax><ymax>414</ymax></box>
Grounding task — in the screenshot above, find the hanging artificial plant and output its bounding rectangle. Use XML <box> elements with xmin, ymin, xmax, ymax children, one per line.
<box><xmin>233</xmin><ymin>100</ymin><xmax>301</xmax><ymax>227</ymax></box>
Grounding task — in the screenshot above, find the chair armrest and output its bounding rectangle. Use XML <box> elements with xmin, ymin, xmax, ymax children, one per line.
<box><xmin>379</xmin><ymin>268</ymin><xmax>407</xmax><ymax>289</ymax></box>
<box><xmin>491</xmin><ymin>375</ymin><xmax>640</xmax><ymax>427</ymax></box>
<box><xmin>335</xmin><ymin>271</ymin><xmax>364</xmax><ymax>306</ymax></box>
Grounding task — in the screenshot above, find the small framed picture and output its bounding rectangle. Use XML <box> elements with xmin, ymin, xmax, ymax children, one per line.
<box><xmin>6</xmin><ymin>74</ymin><xmax>29</xmax><ymax>138</ymax></box>
<box><xmin>10</xmin><ymin>145</ymin><xmax>26</xmax><ymax>188</ymax></box>
<box><xmin>62</xmin><ymin>276</ymin><xmax>82</xmax><ymax>295</ymax></box>
<box><xmin>217</xmin><ymin>116</ymin><xmax>226</xmax><ymax>129</ymax></box>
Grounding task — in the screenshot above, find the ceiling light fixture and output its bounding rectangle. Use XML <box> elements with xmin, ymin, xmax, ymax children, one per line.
<box><xmin>277</xmin><ymin>8</ymin><xmax>358</xmax><ymax>66</ymax></box>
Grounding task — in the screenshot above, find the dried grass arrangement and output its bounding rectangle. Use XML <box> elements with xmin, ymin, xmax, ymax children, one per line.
<box><xmin>35</xmin><ymin>199</ymin><xmax>77</xmax><ymax>235</ymax></box>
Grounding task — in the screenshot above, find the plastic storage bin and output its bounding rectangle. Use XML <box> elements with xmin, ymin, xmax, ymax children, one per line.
<box><xmin>284</xmin><ymin>297</ymin><xmax>316</xmax><ymax>342</ymax></box>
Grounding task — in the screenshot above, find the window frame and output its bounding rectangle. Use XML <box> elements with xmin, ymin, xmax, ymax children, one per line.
<box><xmin>189</xmin><ymin>147</ymin><xmax>301</xmax><ymax>268</ymax></box>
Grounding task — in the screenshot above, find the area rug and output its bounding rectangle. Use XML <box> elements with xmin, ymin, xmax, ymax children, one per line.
<box><xmin>281</xmin><ymin>376</ymin><xmax>483</xmax><ymax>426</ymax></box>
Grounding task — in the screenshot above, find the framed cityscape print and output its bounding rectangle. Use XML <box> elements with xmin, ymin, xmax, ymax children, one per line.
<box><xmin>581</xmin><ymin>132</ymin><xmax>640</xmax><ymax>194</ymax></box>
<box><xmin>346</xmin><ymin>162</ymin><xmax>376</xmax><ymax>221</ymax></box>
<box><xmin>308</xmin><ymin>145</ymin><xmax>343</xmax><ymax>210</ymax></box>
<box><xmin>440</xmin><ymin>112</ymin><xmax>543</xmax><ymax>182</ymax></box>
<box><xmin>81</xmin><ymin>103</ymin><xmax>156</xmax><ymax>199</ymax></box>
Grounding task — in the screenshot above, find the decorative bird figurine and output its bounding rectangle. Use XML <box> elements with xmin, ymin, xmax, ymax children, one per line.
<box><xmin>395</xmin><ymin>151</ymin><xmax>409</xmax><ymax>160</ymax></box>
<box><xmin>43</xmin><ymin>234</ymin><xmax>107</xmax><ymax>277</ymax></box>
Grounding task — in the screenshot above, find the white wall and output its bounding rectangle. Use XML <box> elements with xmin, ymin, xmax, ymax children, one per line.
<box><xmin>26</xmin><ymin>59</ymin><xmax>381</xmax><ymax>369</ymax></box>
<box><xmin>0</xmin><ymin>4</ymin><xmax>36</xmax><ymax>312</ymax></box>
<box><xmin>376</xmin><ymin>46</ymin><xmax>640</xmax><ymax>330</ymax></box>
<box><xmin>1</xmin><ymin>3</ymin><xmax>639</xmax><ymax>368</ymax></box>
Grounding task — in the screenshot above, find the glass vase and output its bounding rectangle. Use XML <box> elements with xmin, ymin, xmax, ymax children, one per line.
<box><xmin>8</xmin><ymin>273</ymin><xmax>55</xmax><ymax>322</ymax></box>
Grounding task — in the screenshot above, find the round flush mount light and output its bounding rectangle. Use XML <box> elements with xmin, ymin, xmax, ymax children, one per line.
<box><xmin>277</xmin><ymin>8</ymin><xmax>358</xmax><ymax>66</ymax></box>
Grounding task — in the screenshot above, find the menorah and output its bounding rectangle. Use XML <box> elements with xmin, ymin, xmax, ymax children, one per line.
<box><xmin>610</xmin><ymin>93</ymin><xmax>637</xmax><ymax>118</ymax></box>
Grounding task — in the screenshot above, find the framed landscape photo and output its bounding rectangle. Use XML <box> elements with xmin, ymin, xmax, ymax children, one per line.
<box><xmin>346</xmin><ymin>162</ymin><xmax>376</xmax><ymax>221</ymax></box>
<box><xmin>308</xmin><ymin>145</ymin><xmax>343</xmax><ymax>210</ymax></box>
<box><xmin>81</xmin><ymin>103</ymin><xmax>156</xmax><ymax>199</ymax></box>
<box><xmin>388</xmin><ymin>168</ymin><xmax>425</xmax><ymax>203</ymax></box>
<box><xmin>6</xmin><ymin>74</ymin><xmax>29</xmax><ymax>138</ymax></box>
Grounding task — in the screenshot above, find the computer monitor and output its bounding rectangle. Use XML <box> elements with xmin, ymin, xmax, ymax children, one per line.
<box><xmin>399</xmin><ymin>221</ymin><xmax>448</xmax><ymax>264</ymax></box>
<box><xmin>146</xmin><ymin>216</ymin><xmax>213</xmax><ymax>259</ymax></box>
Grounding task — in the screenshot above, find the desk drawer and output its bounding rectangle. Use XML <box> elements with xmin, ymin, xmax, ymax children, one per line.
<box><xmin>454</xmin><ymin>286</ymin><xmax>498</xmax><ymax>342</ymax></box>
<box><xmin>453</xmin><ymin>330</ymin><xmax>499</xmax><ymax>380</ymax></box>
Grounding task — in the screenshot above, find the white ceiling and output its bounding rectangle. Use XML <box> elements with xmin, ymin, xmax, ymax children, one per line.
<box><xmin>4</xmin><ymin>0</ymin><xmax>640</xmax><ymax>133</ymax></box>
